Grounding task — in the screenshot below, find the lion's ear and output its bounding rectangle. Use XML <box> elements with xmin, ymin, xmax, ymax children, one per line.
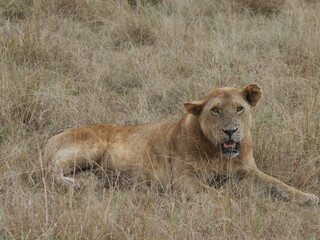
<box><xmin>242</xmin><ymin>84</ymin><xmax>262</xmax><ymax>107</ymax></box>
<box><xmin>184</xmin><ymin>100</ymin><xmax>205</xmax><ymax>116</ymax></box>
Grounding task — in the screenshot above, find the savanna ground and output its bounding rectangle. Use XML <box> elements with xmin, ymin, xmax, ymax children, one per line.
<box><xmin>0</xmin><ymin>0</ymin><xmax>320</xmax><ymax>239</ymax></box>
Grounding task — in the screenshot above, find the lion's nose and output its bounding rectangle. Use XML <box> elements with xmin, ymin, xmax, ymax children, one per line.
<box><xmin>222</xmin><ymin>128</ymin><xmax>238</xmax><ymax>138</ymax></box>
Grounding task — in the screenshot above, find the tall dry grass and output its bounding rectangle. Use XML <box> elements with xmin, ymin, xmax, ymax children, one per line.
<box><xmin>0</xmin><ymin>0</ymin><xmax>319</xmax><ymax>239</ymax></box>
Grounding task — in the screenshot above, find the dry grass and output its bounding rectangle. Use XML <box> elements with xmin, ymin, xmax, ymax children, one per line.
<box><xmin>0</xmin><ymin>0</ymin><xmax>320</xmax><ymax>239</ymax></box>
<box><xmin>234</xmin><ymin>0</ymin><xmax>286</xmax><ymax>14</ymax></box>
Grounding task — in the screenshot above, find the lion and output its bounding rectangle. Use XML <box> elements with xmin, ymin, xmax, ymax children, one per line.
<box><xmin>44</xmin><ymin>84</ymin><xmax>319</xmax><ymax>205</ymax></box>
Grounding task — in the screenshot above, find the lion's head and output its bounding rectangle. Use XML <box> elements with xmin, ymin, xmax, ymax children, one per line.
<box><xmin>184</xmin><ymin>84</ymin><xmax>262</xmax><ymax>158</ymax></box>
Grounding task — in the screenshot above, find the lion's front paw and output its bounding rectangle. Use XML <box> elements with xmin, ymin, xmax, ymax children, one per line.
<box><xmin>298</xmin><ymin>193</ymin><xmax>319</xmax><ymax>206</ymax></box>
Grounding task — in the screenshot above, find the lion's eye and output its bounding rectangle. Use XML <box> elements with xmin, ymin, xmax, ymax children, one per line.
<box><xmin>237</xmin><ymin>107</ymin><xmax>244</xmax><ymax>113</ymax></box>
<box><xmin>211</xmin><ymin>108</ymin><xmax>219</xmax><ymax>114</ymax></box>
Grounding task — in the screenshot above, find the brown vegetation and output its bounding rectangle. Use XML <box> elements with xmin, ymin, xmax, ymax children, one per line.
<box><xmin>234</xmin><ymin>0</ymin><xmax>286</xmax><ymax>14</ymax></box>
<box><xmin>0</xmin><ymin>0</ymin><xmax>319</xmax><ymax>239</ymax></box>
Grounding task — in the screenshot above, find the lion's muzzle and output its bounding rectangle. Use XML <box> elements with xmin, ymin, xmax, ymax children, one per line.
<box><xmin>220</xmin><ymin>139</ymin><xmax>240</xmax><ymax>158</ymax></box>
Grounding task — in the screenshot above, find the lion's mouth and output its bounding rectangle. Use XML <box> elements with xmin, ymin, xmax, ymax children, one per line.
<box><xmin>220</xmin><ymin>140</ymin><xmax>240</xmax><ymax>158</ymax></box>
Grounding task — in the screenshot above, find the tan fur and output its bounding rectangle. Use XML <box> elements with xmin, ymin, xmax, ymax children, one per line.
<box><xmin>45</xmin><ymin>84</ymin><xmax>319</xmax><ymax>205</ymax></box>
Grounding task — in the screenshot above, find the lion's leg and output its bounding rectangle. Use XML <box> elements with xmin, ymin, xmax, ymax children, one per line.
<box><xmin>172</xmin><ymin>175</ymin><xmax>217</xmax><ymax>196</ymax></box>
<box><xmin>199</xmin><ymin>181</ymin><xmax>239</xmax><ymax>210</ymax></box>
<box><xmin>50</xmin><ymin>146</ymin><xmax>103</xmax><ymax>188</ymax></box>
<box><xmin>51</xmin><ymin>160</ymin><xmax>80</xmax><ymax>188</ymax></box>
<box><xmin>173</xmin><ymin>175</ymin><xmax>238</xmax><ymax>209</ymax></box>
<box><xmin>249</xmin><ymin>169</ymin><xmax>319</xmax><ymax>205</ymax></box>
